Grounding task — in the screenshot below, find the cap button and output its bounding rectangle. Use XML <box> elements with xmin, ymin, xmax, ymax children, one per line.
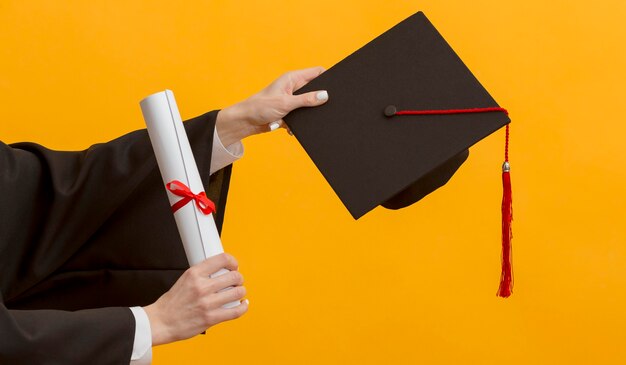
<box><xmin>384</xmin><ymin>105</ymin><xmax>397</xmax><ymax>117</ymax></box>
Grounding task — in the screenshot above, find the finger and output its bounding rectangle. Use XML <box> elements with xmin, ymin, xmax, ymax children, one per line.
<box><xmin>210</xmin><ymin>270</ymin><xmax>244</xmax><ymax>292</ymax></box>
<box><xmin>292</xmin><ymin>66</ymin><xmax>324</xmax><ymax>90</ymax></box>
<box><xmin>213</xmin><ymin>285</ymin><xmax>247</xmax><ymax>305</ymax></box>
<box><xmin>268</xmin><ymin>120</ymin><xmax>283</xmax><ymax>132</ymax></box>
<box><xmin>292</xmin><ymin>66</ymin><xmax>325</xmax><ymax>90</ymax></box>
<box><xmin>212</xmin><ymin>299</ymin><xmax>249</xmax><ymax>322</ymax></box>
<box><xmin>194</xmin><ymin>253</ymin><xmax>238</xmax><ymax>277</ymax></box>
<box><xmin>287</xmin><ymin>90</ymin><xmax>329</xmax><ymax>111</ymax></box>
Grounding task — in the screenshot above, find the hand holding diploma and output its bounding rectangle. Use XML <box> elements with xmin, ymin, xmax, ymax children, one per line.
<box><xmin>144</xmin><ymin>254</ymin><xmax>248</xmax><ymax>345</ymax></box>
<box><xmin>141</xmin><ymin>89</ymin><xmax>243</xmax><ymax>311</ymax></box>
<box><xmin>140</xmin><ymin>90</ymin><xmax>249</xmax><ymax>344</ymax></box>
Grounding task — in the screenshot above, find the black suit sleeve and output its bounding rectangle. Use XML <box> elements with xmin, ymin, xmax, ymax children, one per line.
<box><xmin>0</xmin><ymin>292</ymin><xmax>135</xmax><ymax>365</ymax></box>
<box><xmin>0</xmin><ymin>110</ymin><xmax>232</xmax><ymax>364</ymax></box>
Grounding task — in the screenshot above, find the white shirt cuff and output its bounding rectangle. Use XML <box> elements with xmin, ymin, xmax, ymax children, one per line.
<box><xmin>210</xmin><ymin>126</ymin><xmax>244</xmax><ymax>175</ymax></box>
<box><xmin>129</xmin><ymin>306</ymin><xmax>153</xmax><ymax>365</ymax></box>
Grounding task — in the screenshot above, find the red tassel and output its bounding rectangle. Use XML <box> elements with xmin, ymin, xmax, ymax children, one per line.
<box><xmin>385</xmin><ymin>105</ymin><xmax>514</xmax><ymax>296</ymax></box>
<box><xmin>498</xmin><ymin>124</ymin><xmax>513</xmax><ymax>298</ymax></box>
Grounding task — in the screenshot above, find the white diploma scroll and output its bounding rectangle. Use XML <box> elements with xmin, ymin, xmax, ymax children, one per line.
<box><xmin>140</xmin><ymin>90</ymin><xmax>239</xmax><ymax>308</ymax></box>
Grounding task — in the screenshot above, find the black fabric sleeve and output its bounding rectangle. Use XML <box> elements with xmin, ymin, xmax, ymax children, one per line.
<box><xmin>0</xmin><ymin>292</ymin><xmax>135</xmax><ymax>365</ymax></box>
<box><xmin>0</xmin><ymin>110</ymin><xmax>233</xmax><ymax>363</ymax></box>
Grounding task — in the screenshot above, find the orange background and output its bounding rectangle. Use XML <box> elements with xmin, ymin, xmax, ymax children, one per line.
<box><xmin>1</xmin><ymin>1</ymin><xmax>625</xmax><ymax>364</ymax></box>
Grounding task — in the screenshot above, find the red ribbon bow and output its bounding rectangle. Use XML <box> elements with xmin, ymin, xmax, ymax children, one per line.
<box><xmin>165</xmin><ymin>180</ymin><xmax>215</xmax><ymax>215</ymax></box>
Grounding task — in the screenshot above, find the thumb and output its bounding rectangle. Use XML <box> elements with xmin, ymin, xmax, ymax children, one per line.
<box><xmin>287</xmin><ymin>90</ymin><xmax>329</xmax><ymax>110</ymax></box>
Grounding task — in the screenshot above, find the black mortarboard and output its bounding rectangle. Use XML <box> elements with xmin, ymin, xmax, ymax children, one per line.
<box><xmin>284</xmin><ymin>11</ymin><xmax>514</xmax><ymax>297</ymax></box>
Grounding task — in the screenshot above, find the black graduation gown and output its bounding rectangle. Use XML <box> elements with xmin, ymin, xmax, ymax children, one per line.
<box><xmin>0</xmin><ymin>110</ymin><xmax>232</xmax><ymax>364</ymax></box>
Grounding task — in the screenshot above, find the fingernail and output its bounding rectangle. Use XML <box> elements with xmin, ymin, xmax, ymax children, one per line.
<box><xmin>269</xmin><ymin>121</ymin><xmax>280</xmax><ymax>131</ymax></box>
<box><xmin>244</xmin><ymin>299</ymin><xmax>249</xmax><ymax>305</ymax></box>
<box><xmin>316</xmin><ymin>90</ymin><xmax>328</xmax><ymax>101</ymax></box>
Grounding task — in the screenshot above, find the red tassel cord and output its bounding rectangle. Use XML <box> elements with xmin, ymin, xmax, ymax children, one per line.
<box><xmin>387</xmin><ymin>105</ymin><xmax>513</xmax><ymax>297</ymax></box>
<box><xmin>394</xmin><ymin>106</ymin><xmax>508</xmax><ymax>116</ymax></box>
<box><xmin>498</xmin><ymin>124</ymin><xmax>513</xmax><ymax>298</ymax></box>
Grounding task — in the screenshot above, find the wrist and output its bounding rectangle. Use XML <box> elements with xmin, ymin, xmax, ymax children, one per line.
<box><xmin>216</xmin><ymin>102</ymin><xmax>261</xmax><ymax>146</ymax></box>
<box><xmin>143</xmin><ymin>303</ymin><xmax>171</xmax><ymax>346</ymax></box>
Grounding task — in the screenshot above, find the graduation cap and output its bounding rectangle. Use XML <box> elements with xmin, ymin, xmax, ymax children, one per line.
<box><xmin>283</xmin><ymin>11</ymin><xmax>514</xmax><ymax>297</ymax></box>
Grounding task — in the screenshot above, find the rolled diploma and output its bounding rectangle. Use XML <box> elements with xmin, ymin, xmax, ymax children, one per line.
<box><xmin>140</xmin><ymin>90</ymin><xmax>239</xmax><ymax>308</ymax></box>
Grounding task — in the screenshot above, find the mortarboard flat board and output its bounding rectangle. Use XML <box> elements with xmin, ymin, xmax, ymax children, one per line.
<box><xmin>284</xmin><ymin>11</ymin><xmax>510</xmax><ymax>220</ymax></box>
